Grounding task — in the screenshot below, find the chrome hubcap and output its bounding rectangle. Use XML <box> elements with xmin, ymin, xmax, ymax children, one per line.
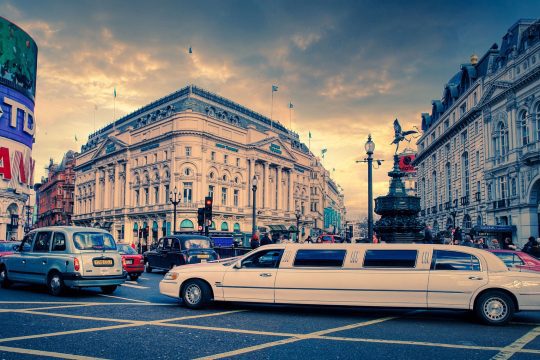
<box><xmin>0</xmin><ymin>270</ymin><xmax>5</xmax><ymax>282</ymax></box>
<box><xmin>484</xmin><ymin>297</ymin><xmax>508</xmax><ymax>321</ymax></box>
<box><xmin>50</xmin><ymin>276</ymin><xmax>61</xmax><ymax>291</ymax></box>
<box><xmin>185</xmin><ymin>284</ymin><xmax>202</xmax><ymax>305</ymax></box>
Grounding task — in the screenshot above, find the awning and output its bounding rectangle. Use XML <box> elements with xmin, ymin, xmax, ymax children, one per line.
<box><xmin>472</xmin><ymin>225</ymin><xmax>516</xmax><ymax>233</ymax></box>
<box><xmin>102</xmin><ymin>222</ymin><xmax>113</xmax><ymax>229</ymax></box>
<box><xmin>288</xmin><ymin>225</ymin><xmax>298</xmax><ymax>231</ymax></box>
<box><xmin>268</xmin><ymin>225</ymin><xmax>288</xmax><ymax>232</ymax></box>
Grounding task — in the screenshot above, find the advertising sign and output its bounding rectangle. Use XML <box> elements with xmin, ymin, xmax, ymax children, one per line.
<box><xmin>399</xmin><ymin>154</ymin><xmax>416</xmax><ymax>173</ymax></box>
<box><xmin>0</xmin><ymin>17</ymin><xmax>38</xmax><ymax>100</ymax></box>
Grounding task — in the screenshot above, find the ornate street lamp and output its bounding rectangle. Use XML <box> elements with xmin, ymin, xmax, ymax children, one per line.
<box><xmin>295</xmin><ymin>208</ymin><xmax>302</xmax><ymax>242</ymax></box>
<box><xmin>252</xmin><ymin>176</ymin><xmax>258</xmax><ymax>237</ymax></box>
<box><xmin>169</xmin><ymin>187</ymin><xmax>180</xmax><ymax>234</ymax></box>
<box><xmin>364</xmin><ymin>135</ymin><xmax>375</xmax><ymax>243</ymax></box>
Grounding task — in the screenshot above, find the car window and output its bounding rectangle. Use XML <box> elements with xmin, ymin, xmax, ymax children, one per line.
<box><xmin>73</xmin><ymin>232</ymin><xmax>116</xmax><ymax>250</ymax></box>
<box><xmin>33</xmin><ymin>232</ymin><xmax>52</xmax><ymax>253</ymax></box>
<box><xmin>117</xmin><ymin>244</ymin><xmax>137</xmax><ymax>255</ymax></box>
<box><xmin>322</xmin><ymin>236</ymin><xmax>332</xmax><ymax>241</ymax></box>
<box><xmin>51</xmin><ymin>233</ymin><xmax>66</xmax><ymax>252</ymax></box>
<box><xmin>431</xmin><ymin>250</ymin><xmax>481</xmax><ymax>271</ymax></box>
<box><xmin>183</xmin><ymin>239</ymin><xmax>211</xmax><ymax>250</ymax></box>
<box><xmin>172</xmin><ymin>239</ymin><xmax>181</xmax><ymax>250</ymax></box>
<box><xmin>242</xmin><ymin>249</ymin><xmax>284</xmax><ymax>268</ymax></box>
<box><xmin>293</xmin><ymin>250</ymin><xmax>346</xmax><ymax>267</ymax></box>
<box><xmin>513</xmin><ymin>254</ymin><xmax>526</xmax><ymax>266</ymax></box>
<box><xmin>20</xmin><ymin>234</ymin><xmax>34</xmax><ymax>252</ymax></box>
<box><xmin>156</xmin><ymin>238</ymin><xmax>164</xmax><ymax>250</ymax></box>
<box><xmin>162</xmin><ymin>238</ymin><xmax>171</xmax><ymax>250</ymax></box>
<box><xmin>363</xmin><ymin>250</ymin><xmax>418</xmax><ymax>268</ymax></box>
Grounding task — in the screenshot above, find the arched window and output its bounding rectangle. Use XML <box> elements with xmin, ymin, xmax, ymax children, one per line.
<box><xmin>462</xmin><ymin>152</ymin><xmax>470</xmax><ymax>198</ymax></box>
<box><xmin>233</xmin><ymin>223</ymin><xmax>241</xmax><ymax>232</ymax></box>
<box><xmin>498</xmin><ymin>121</ymin><xmax>509</xmax><ymax>157</ymax></box>
<box><xmin>476</xmin><ymin>215</ymin><xmax>482</xmax><ymax>226</ymax></box>
<box><xmin>209</xmin><ymin>221</ymin><xmax>216</xmax><ymax>230</ymax></box>
<box><xmin>520</xmin><ymin>111</ymin><xmax>529</xmax><ymax>146</ymax></box>
<box><xmin>432</xmin><ymin>171</ymin><xmax>438</xmax><ymax>207</ymax></box>
<box><xmin>180</xmin><ymin>219</ymin><xmax>194</xmax><ymax>229</ymax></box>
<box><xmin>220</xmin><ymin>222</ymin><xmax>229</xmax><ymax>231</ymax></box>
<box><xmin>536</xmin><ymin>102</ymin><xmax>540</xmax><ymax>141</ymax></box>
<box><xmin>445</xmin><ymin>163</ymin><xmax>451</xmax><ymax>202</ymax></box>
<box><xmin>463</xmin><ymin>214</ymin><xmax>472</xmax><ymax>229</ymax></box>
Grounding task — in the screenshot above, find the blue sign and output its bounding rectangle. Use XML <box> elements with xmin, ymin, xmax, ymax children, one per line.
<box><xmin>269</xmin><ymin>143</ymin><xmax>282</xmax><ymax>154</ymax></box>
<box><xmin>216</xmin><ymin>143</ymin><xmax>239</xmax><ymax>152</ymax></box>
<box><xmin>0</xmin><ymin>83</ymin><xmax>35</xmax><ymax>149</ymax></box>
<box><xmin>105</xmin><ymin>143</ymin><xmax>116</xmax><ymax>154</ymax></box>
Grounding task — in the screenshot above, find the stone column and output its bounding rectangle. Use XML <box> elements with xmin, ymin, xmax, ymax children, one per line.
<box><xmin>248</xmin><ymin>158</ymin><xmax>255</xmax><ymax>207</ymax></box>
<box><xmin>94</xmin><ymin>170</ymin><xmax>101</xmax><ymax>210</ymax></box>
<box><xmin>276</xmin><ymin>166</ymin><xmax>282</xmax><ymax>210</ymax></box>
<box><xmin>264</xmin><ymin>162</ymin><xmax>270</xmax><ymax>209</ymax></box>
<box><xmin>113</xmin><ymin>163</ymin><xmax>119</xmax><ymax>208</ymax></box>
<box><xmin>288</xmin><ymin>171</ymin><xmax>294</xmax><ymax>212</ymax></box>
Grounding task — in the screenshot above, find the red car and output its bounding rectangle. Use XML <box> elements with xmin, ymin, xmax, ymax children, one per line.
<box><xmin>0</xmin><ymin>241</ymin><xmax>20</xmax><ymax>257</ymax></box>
<box><xmin>117</xmin><ymin>244</ymin><xmax>145</xmax><ymax>281</ymax></box>
<box><xmin>488</xmin><ymin>250</ymin><xmax>540</xmax><ymax>272</ymax></box>
<box><xmin>317</xmin><ymin>234</ymin><xmax>345</xmax><ymax>243</ymax></box>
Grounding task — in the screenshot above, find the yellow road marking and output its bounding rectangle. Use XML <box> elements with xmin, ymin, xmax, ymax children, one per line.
<box><xmin>0</xmin><ymin>324</ymin><xmax>136</xmax><ymax>343</ymax></box>
<box><xmin>491</xmin><ymin>325</ymin><xmax>540</xmax><ymax>360</ymax></box>
<box><xmin>152</xmin><ymin>310</ymin><xmax>247</xmax><ymax>323</ymax></box>
<box><xmin>194</xmin><ymin>316</ymin><xmax>396</xmax><ymax>360</ymax></box>
<box><xmin>97</xmin><ymin>294</ymin><xmax>150</xmax><ymax>303</ymax></box>
<box><xmin>0</xmin><ymin>345</ymin><xmax>107</xmax><ymax>360</ymax></box>
<box><xmin>17</xmin><ymin>310</ymin><xmax>144</xmax><ymax>324</ymax></box>
<box><xmin>159</xmin><ymin>322</ymin><xmax>298</xmax><ymax>337</ymax></box>
<box><xmin>0</xmin><ymin>304</ymin><xmax>93</xmax><ymax>313</ymax></box>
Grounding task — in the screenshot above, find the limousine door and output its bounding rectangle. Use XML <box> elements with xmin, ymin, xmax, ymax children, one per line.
<box><xmin>221</xmin><ymin>249</ymin><xmax>283</xmax><ymax>302</ymax></box>
<box><xmin>428</xmin><ymin>249</ymin><xmax>488</xmax><ymax>308</ymax></box>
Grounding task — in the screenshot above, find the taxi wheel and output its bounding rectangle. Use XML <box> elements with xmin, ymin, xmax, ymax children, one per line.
<box><xmin>129</xmin><ymin>274</ymin><xmax>139</xmax><ymax>281</ymax></box>
<box><xmin>145</xmin><ymin>262</ymin><xmax>153</xmax><ymax>273</ymax></box>
<box><xmin>48</xmin><ymin>272</ymin><xmax>65</xmax><ymax>296</ymax></box>
<box><xmin>474</xmin><ymin>291</ymin><xmax>515</xmax><ymax>325</ymax></box>
<box><xmin>181</xmin><ymin>280</ymin><xmax>211</xmax><ymax>309</ymax></box>
<box><xmin>0</xmin><ymin>267</ymin><xmax>11</xmax><ymax>289</ymax></box>
<box><xmin>101</xmin><ymin>285</ymin><xmax>117</xmax><ymax>294</ymax></box>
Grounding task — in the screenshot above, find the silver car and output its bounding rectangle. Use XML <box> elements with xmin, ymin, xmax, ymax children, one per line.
<box><xmin>0</xmin><ymin>226</ymin><xmax>125</xmax><ymax>296</ymax></box>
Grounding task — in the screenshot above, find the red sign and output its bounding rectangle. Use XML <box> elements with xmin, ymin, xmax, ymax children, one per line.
<box><xmin>399</xmin><ymin>154</ymin><xmax>416</xmax><ymax>173</ymax></box>
<box><xmin>0</xmin><ymin>146</ymin><xmax>35</xmax><ymax>186</ymax></box>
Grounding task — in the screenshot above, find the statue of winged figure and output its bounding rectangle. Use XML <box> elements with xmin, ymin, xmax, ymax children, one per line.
<box><xmin>391</xmin><ymin>119</ymin><xmax>418</xmax><ymax>154</ymax></box>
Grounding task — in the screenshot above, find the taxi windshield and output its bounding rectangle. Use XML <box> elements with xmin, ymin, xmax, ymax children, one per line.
<box><xmin>183</xmin><ymin>239</ymin><xmax>211</xmax><ymax>250</ymax></box>
<box><xmin>73</xmin><ymin>232</ymin><xmax>116</xmax><ymax>251</ymax></box>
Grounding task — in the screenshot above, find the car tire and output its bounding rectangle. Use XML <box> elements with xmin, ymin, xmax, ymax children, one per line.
<box><xmin>129</xmin><ymin>274</ymin><xmax>139</xmax><ymax>281</ymax></box>
<box><xmin>474</xmin><ymin>290</ymin><xmax>515</xmax><ymax>325</ymax></box>
<box><xmin>47</xmin><ymin>272</ymin><xmax>65</xmax><ymax>296</ymax></box>
<box><xmin>181</xmin><ymin>279</ymin><xmax>211</xmax><ymax>309</ymax></box>
<box><xmin>145</xmin><ymin>262</ymin><xmax>152</xmax><ymax>273</ymax></box>
<box><xmin>0</xmin><ymin>266</ymin><xmax>11</xmax><ymax>289</ymax></box>
<box><xmin>101</xmin><ymin>285</ymin><xmax>117</xmax><ymax>294</ymax></box>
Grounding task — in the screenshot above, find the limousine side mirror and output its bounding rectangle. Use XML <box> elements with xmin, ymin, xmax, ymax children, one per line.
<box><xmin>233</xmin><ymin>261</ymin><xmax>242</xmax><ymax>269</ymax></box>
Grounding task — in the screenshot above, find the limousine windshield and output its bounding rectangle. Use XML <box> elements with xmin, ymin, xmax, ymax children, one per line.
<box><xmin>73</xmin><ymin>232</ymin><xmax>116</xmax><ymax>251</ymax></box>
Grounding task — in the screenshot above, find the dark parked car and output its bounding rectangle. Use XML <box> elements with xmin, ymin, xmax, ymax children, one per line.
<box><xmin>144</xmin><ymin>235</ymin><xmax>219</xmax><ymax>273</ymax></box>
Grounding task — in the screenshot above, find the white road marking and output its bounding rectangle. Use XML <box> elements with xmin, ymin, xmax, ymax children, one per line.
<box><xmin>0</xmin><ymin>345</ymin><xmax>107</xmax><ymax>360</ymax></box>
<box><xmin>139</xmin><ymin>277</ymin><xmax>149</xmax><ymax>280</ymax></box>
<box><xmin>491</xmin><ymin>325</ymin><xmax>540</xmax><ymax>360</ymax></box>
<box><xmin>97</xmin><ymin>294</ymin><xmax>150</xmax><ymax>303</ymax></box>
<box><xmin>121</xmin><ymin>283</ymin><xmax>149</xmax><ymax>289</ymax></box>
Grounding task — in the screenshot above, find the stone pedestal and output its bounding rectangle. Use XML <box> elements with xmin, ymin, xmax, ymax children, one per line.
<box><xmin>374</xmin><ymin>155</ymin><xmax>423</xmax><ymax>243</ymax></box>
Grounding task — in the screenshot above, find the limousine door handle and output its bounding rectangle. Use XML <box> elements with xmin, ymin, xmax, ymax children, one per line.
<box><xmin>469</xmin><ymin>276</ymin><xmax>483</xmax><ymax>280</ymax></box>
<box><xmin>259</xmin><ymin>273</ymin><xmax>273</xmax><ymax>277</ymax></box>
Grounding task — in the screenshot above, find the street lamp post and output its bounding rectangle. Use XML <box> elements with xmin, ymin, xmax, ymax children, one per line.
<box><xmin>295</xmin><ymin>209</ymin><xmax>301</xmax><ymax>242</ymax></box>
<box><xmin>364</xmin><ymin>135</ymin><xmax>376</xmax><ymax>243</ymax></box>
<box><xmin>251</xmin><ymin>176</ymin><xmax>258</xmax><ymax>237</ymax></box>
<box><xmin>169</xmin><ymin>187</ymin><xmax>180</xmax><ymax>234</ymax></box>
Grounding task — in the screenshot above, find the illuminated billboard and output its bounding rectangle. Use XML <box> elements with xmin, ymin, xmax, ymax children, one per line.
<box><xmin>0</xmin><ymin>16</ymin><xmax>38</xmax><ymax>101</ymax></box>
<box><xmin>399</xmin><ymin>154</ymin><xmax>416</xmax><ymax>173</ymax></box>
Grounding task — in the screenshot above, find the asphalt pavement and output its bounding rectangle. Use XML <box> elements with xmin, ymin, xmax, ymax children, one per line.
<box><xmin>0</xmin><ymin>272</ymin><xmax>539</xmax><ymax>359</ymax></box>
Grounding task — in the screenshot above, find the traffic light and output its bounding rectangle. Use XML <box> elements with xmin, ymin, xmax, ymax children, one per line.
<box><xmin>197</xmin><ymin>208</ymin><xmax>204</xmax><ymax>229</ymax></box>
<box><xmin>204</xmin><ymin>196</ymin><xmax>213</xmax><ymax>221</ymax></box>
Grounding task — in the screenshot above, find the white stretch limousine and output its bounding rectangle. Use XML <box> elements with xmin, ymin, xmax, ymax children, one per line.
<box><xmin>159</xmin><ymin>244</ymin><xmax>540</xmax><ymax>325</ymax></box>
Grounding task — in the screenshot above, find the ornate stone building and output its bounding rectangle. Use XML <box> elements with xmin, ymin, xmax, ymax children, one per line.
<box><xmin>415</xmin><ymin>19</ymin><xmax>540</xmax><ymax>245</ymax></box>
<box><xmin>72</xmin><ymin>85</ymin><xmax>346</xmax><ymax>245</ymax></box>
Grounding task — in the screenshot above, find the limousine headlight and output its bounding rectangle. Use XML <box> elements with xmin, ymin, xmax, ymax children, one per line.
<box><xmin>164</xmin><ymin>272</ymin><xmax>179</xmax><ymax>281</ymax></box>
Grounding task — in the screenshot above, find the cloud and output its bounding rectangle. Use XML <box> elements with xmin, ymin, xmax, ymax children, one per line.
<box><xmin>292</xmin><ymin>32</ymin><xmax>321</xmax><ymax>50</ymax></box>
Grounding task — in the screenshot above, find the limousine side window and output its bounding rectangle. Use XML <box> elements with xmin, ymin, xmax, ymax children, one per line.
<box><xmin>242</xmin><ymin>249</ymin><xmax>284</xmax><ymax>269</ymax></box>
<box><xmin>293</xmin><ymin>250</ymin><xmax>346</xmax><ymax>267</ymax></box>
<box><xmin>363</xmin><ymin>250</ymin><xmax>417</xmax><ymax>268</ymax></box>
<box><xmin>431</xmin><ymin>250</ymin><xmax>481</xmax><ymax>271</ymax></box>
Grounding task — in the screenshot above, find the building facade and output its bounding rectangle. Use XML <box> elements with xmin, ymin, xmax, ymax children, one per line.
<box><xmin>35</xmin><ymin>151</ymin><xmax>77</xmax><ymax>227</ymax></box>
<box><xmin>0</xmin><ymin>18</ymin><xmax>38</xmax><ymax>241</ymax></box>
<box><xmin>415</xmin><ymin>19</ymin><xmax>540</xmax><ymax>245</ymax></box>
<box><xmin>73</xmin><ymin>85</ymin><xmax>346</xmax><ymax>245</ymax></box>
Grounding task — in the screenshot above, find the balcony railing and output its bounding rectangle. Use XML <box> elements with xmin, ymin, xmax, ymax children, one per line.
<box><xmin>475</xmin><ymin>192</ymin><xmax>481</xmax><ymax>202</ymax></box>
<box><xmin>493</xmin><ymin>199</ymin><xmax>508</xmax><ymax>209</ymax></box>
<box><xmin>460</xmin><ymin>196</ymin><xmax>469</xmax><ymax>206</ymax></box>
<box><xmin>431</xmin><ymin>206</ymin><xmax>437</xmax><ymax>214</ymax></box>
<box><xmin>444</xmin><ymin>201</ymin><xmax>451</xmax><ymax>210</ymax></box>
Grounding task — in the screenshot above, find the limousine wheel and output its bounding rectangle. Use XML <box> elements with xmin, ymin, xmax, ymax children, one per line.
<box><xmin>0</xmin><ymin>267</ymin><xmax>11</xmax><ymax>289</ymax></box>
<box><xmin>101</xmin><ymin>286</ymin><xmax>117</xmax><ymax>294</ymax></box>
<box><xmin>474</xmin><ymin>291</ymin><xmax>515</xmax><ymax>325</ymax></box>
<box><xmin>48</xmin><ymin>273</ymin><xmax>65</xmax><ymax>296</ymax></box>
<box><xmin>181</xmin><ymin>280</ymin><xmax>211</xmax><ymax>309</ymax></box>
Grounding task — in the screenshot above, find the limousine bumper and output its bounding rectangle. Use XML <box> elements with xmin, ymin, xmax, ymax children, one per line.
<box><xmin>62</xmin><ymin>273</ymin><xmax>126</xmax><ymax>288</ymax></box>
<box><xmin>160</xmin><ymin>280</ymin><xmax>180</xmax><ymax>298</ymax></box>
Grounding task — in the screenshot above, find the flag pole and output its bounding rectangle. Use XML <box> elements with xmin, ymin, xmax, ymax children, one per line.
<box><xmin>113</xmin><ymin>88</ymin><xmax>116</xmax><ymax>132</ymax></box>
<box><xmin>289</xmin><ymin>101</ymin><xmax>292</xmax><ymax>129</ymax></box>
<box><xmin>270</xmin><ymin>89</ymin><xmax>274</xmax><ymax>132</ymax></box>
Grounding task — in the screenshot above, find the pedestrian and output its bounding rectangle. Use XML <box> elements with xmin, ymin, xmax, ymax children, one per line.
<box><xmin>531</xmin><ymin>239</ymin><xmax>540</xmax><ymax>259</ymax></box>
<box><xmin>250</xmin><ymin>232</ymin><xmax>260</xmax><ymax>249</ymax></box>
<box><xmin>503</xmin><ymin>237</ymin><xmax>517</xmax><ymax>250</ymax></box>
<box><xmin>461</xmin><ymin>235</ymin><xmax>474</xmax><ymax>247</ymax></box>
<box><xmin>453</xmin><ymin>227</ymin><xmax>462</xmax><ymax>243</ymax></box>
<box><xmin>260</xmin><ymin>233</ymin><xmax>272</xmax><ymax>246</ymax></box>
<box><xmin>478</xmin><ymin>237</ymin><xmax>488</xmax><ymax>249</ymax></box>
<box><xmin>305</xmin><ymin>235</ymin><xmax>313</xmax><ymax>243</ymax></box>
<box><xmin>523</xmin><ymin>236</ymin><xmax>537</xmax><ymax>254</ymax></box>
<box><xmin>424</xmin><ymin>225</ymin><xmax>433</xmax><ymax>244</ymax></box>
<box><xmin>489</xmin><ymin>238</ymin><xmax>500</xmax><ymax>250</ymax></box>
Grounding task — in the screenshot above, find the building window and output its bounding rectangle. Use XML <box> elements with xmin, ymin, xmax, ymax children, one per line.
<box><xmin>475</xmin><ymin>121</ymin><xmax>479</xmax><ymax>135</ymax></box>
<box><xmin>154</xmin><ymin>186</ymin><xmax>159</xmax><ymax>204</ymax></box>
<box><xmin>184</xmin><ymin>168</ymin><xmax>192</xmax><ymax>176</ymax></box>
<box><xmin>164</xmin><ymin>150</ymin><xmax>168</xmax><ymax>160</ymax></box>
<box><xmin>520</xmin><ymin>111</ymin><xmax>529</xmax><ymax>146</ymax></box>
<box><xmin>511</xmin><ymin>178</ymin><xmax>517</xmax><ymax>197</ymax></box>
<box><xmin>460</xmin><ymin>103</ymin><xmax>466</xmax><ymax>117</ymax></box>
<box><xmin>236</xmin><ymin>158</ymin><xmax>240</xmax><ymax>167</ymax></box>
<box><xmin>221</xmin><ymin>187</ymin><xmax>228</xmax><ymax>205</ymax></box>
<box><xmin>208</xmin><ymin>185</ymin><xmax>214</xmax><ymax>198</ymax></box>
<box><xmin>211</xmin><ymin>151</ymin><xmax>216</xmax><ymax>161</ymax></box>
<box><xmin>475</xmin><ymin>151</ymin><xmax>480</xmax><ymax>168</ymax></box>
<box><xmin>462</xmin><ymin>152</ymin><xmax>469</xmax><ymax>198</ymax></box>
<box><xmin>444</xmin><ymin>119</ymin><xmax>449</xmax><ymax>130</ymax></box>
<box><xmin>461</xmin><ymin>130</ymin><xmax>467</xmax><ymax>145</ymax></box>
<box><xmin>452</xmin><ymin>112</ymin><xmax>456</xmax><ymax>124</ymax></box>
<box><xmin>446</xmin><ymin>163</ymin><xmax>451</xmax><ymax>202</ymax></box>
<box><xmin>224</xmin><ymin>154</ymin><xmax>228</xmax><ymax>164</ymax></box>
<box><xmin>154</xmin><ymin>153</ymin><xmax>157</xmax><ymax>163</ymax></box>
<box><xmin>164</xmin><ymin>185</ymin><xmax>169</xmax><ymax>200</ymax></box>
<box><xmin>431</xmin><ymin>133</ymin><xmax>435</xmax><ymax>142</ymax></box>
<box><xmin>144</xmin><ymin>156</ymin><xmax>148</xmax><ymax>165</ymax></box>
<box><xmin>183</xmin><ymin>182</ymin><xmax>192</xmax><ymax>203</ymax></box>
<box><xmin>487</xmin><ymin>183</ymin><xmax>492</xmax><ymax>201</ymax></box>
<box><xmin>473</xmin><ymin>92</ymin><xmax>477</xmax><ymax>105</ymax></box>
<box><xmin>433</xmin><ymin>171</ymin><xmax>437</xmax><ymax>207</ymax></box>
<box><xmin>499</xmin><ymin>176</ymin><xmax>506</xmax><ymax>200</ymax></box>
<box><xmin>144</xmin><ymin>188</ymin><xmax>149</xmax><ymax>205</ymax></box>
<box><xmin>135</xmin><ymin>190</ymin><xmax>140</xmax><ymax>206</ymax></box>
<box><xmin>233</xmin><ymin>189</ymin><xmax>239</xmax><ymax>207</ymax></box>
<box><xmin>185</xmin><ymin>146</ymin><xmax>192</xmax><ymax>157</ymax></box>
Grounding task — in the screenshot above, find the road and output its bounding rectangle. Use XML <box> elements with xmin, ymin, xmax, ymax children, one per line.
<box><xmin>0</xmin><ymin>273</ymin><xmax>539</xmax><ymax>359</ymax></box>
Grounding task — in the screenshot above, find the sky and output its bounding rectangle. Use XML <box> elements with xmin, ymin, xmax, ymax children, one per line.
<box><xmin>2</xmin><ymin>0</ymin><xmax>539</xmax><ymax>218</ymax></box>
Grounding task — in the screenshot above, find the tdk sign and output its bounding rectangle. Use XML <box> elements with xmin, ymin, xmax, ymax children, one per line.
<box><xmin>0</xmin><ymin>84</ymin><xmax>35</xmax><ymax>149</ymax></box>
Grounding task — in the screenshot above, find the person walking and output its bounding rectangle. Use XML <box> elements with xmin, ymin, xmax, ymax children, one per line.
<box><xmin>424</xmin><ymin>225</ymin><xmax>433</xmax><ymax>244</ymax></box>
<box><xmin>305</xmin><ymin>235</ymin><xmax>313</xmax><ymax>243</ymax></box>
<box><xmin>461</xmin><ymin>235</ymin><xmax>474</xmax><ymax>247</ymax></box>
<box><xmin>523</xmin><ymin>237</ymin><xmax>537</xmax><ymax>254</ymax></box>
<box><xmin>453</xmin><ymin>227</ymin><xmax>463</xmax><ymax>243</ymax></box>
<box><xmin>503</xmin><ymin>237</ymin><xmax>517</xmax><ymax>250</ymax></box>
<box><xmin>250</xmin><ymin>232</ymin><xmax>260</xmax><ymax>249</ymax></box>
<box><xmin>260</xmin><ymin>233</ymin><xmax>272</xmax><ymax>246</ymax></box>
